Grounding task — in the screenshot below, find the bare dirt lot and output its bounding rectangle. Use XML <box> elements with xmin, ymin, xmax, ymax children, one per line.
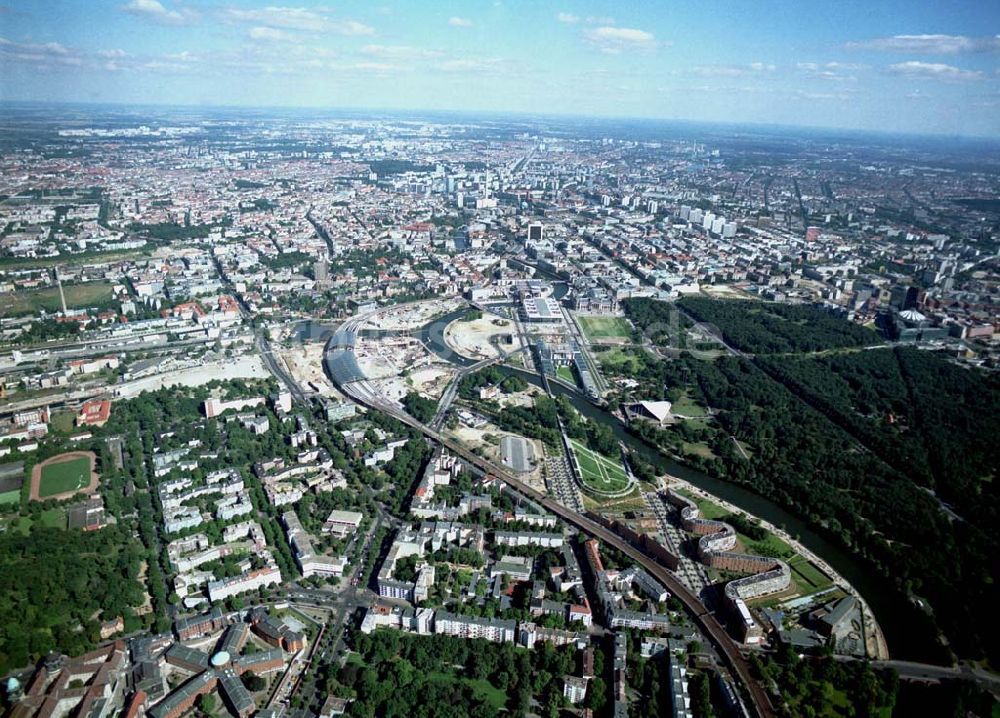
<box><xmin>444</xmin><ymin>315</ymin><xmax>521</xmax><ymax>360</ymax></box>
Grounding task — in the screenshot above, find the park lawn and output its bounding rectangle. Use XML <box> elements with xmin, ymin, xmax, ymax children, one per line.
<box><xmin>744</xmin><ymin>533</ymin><xmax>795</xmax><ymax>560</ymax></box>
<box><xmin>0</xmin><ymin>489</ymin><xmax>19</xmax><ymax>506</ymax></box>
<box><xmin>676</xmin><ymin>490</ymin><xmax>731</xmax><ymax>521</ymax></box>
<box><xmin>425</xmin><ymin>671</ymin><xmax>507</xmax><ymax>710</ymax></box>
<box><xmin>0</xmin><ymin>281</ymin><xmax>114</xmax><ymax>316</ymax></box>
<box><xmin>0</xmin><ymin>515</ymin><xmax>32</xmax><ymax>535</ymax></box>
<box><xmin>817</xmin><ymin>681</ymin><xmax>853</xmax><ymax>718</ymax></box>
<box><xmin>3</xmin><ymin>508</ymin><xmax>65</xmax><ymax>535</ymax></box>
<box><xmin>578</xmin><ymin>315</ymin><xmax>633</xmax><ymax>340</ymax></box>
<box><xmin>682</xmin><ymin>441</ymin><xmax>717</xmax><ymax>460</ymax></box>
<box><xmin>671</xmin><ymin>391</ymin><xmax>709</xmax><ymax>418</ymax></box>
<box><xmin>49</xmin><ymin>411</ymin><xmax>76</xmax><ymax>434</ymax></box>
<box><xmin>789</xmin><ymin>555</ymin><xmax>834</xmax><ymax>592</ymax></box>
<box><xmin>570</xmin><ymin>438</ymin><xmax>631</xmax><ymax>493</ymax></box>
<box><xmin>39</xmin><ymin>457</ymin><xmax>91</xmax><ymax>497</ymax></box>
<box><xmin>682</xmin><ymin>417</ymin><xmax>713</xmax><ymax>432</ymax></box>
<box><xmin>40</xmin><ymin>507</ymin><xmax>66</xmax><ymax>529</ymax></box>
<box><xmin>595</xmin><ymin>346</ymin><xmax>643</xmax><ymax>373</ymax></box>
<box><xmin>556</xmin><ymin>365</ymin><xmax>576</xmax><ymax>384</ymax></box>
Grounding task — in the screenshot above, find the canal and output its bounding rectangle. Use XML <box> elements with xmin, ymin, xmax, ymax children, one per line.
<box><xmin>415</xmin><ymin>309</ymin><xmax>939</xmax><ymax>662</ymax></box>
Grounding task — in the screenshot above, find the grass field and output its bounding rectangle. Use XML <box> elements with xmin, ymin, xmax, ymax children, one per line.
<box><xmin>743</xmin><ymin>532</ymin><xmax>795</xmax><ymax>560</ymax></box>
<box><xmin>681</xmin><ymin>490</ymin><xmax>794</xmax><ymax>559</ymax></box>
<box><xmin>556</xmin><ymin>365</ymin><xmax>576</xmax><ymax>384</ymax></box>
<box><xmin>577</xmin><ymin>315</ymin><xmax>633</xmax><ymax>340</ymax></box>
<box><xmin>49</xmin><ymin>411</ymin><xmax>76</xmax><ymax>433</ymax></box>
<box><xmin>2</xmin><ymin>508</ymin><xmax>65</xmax><ymax>535</ymax></box>
<box><xmin>0</xmin><ymin>281</ymin><xmax>114</xmax><ymax>316</ymax></box>
<box><xmin>789</xmin><ymin>554</ymin><xmax>834</xmax><ymax>592</ymax></box>
<box><xmin>595</xmin><ymin>346</ymin><xmax>644</xmax><ymax>373</ymax></box>
<box><xmin>682</xmin><ymin>441</ymin><xmax>717</xmax><ymax>459</ymax></box>
<box><xmin>679</xmin><ymin>490</ymin><xmax>729</xmax><ymax>520</ymax></box>
<box><xmin>347</xmin><ymin>651</ymin><xmax>506</xmax><ymax>711</ymax></box>
<box><xmin>570</xmin><ymin>438</ymin><xmax>632</xmax><ymax>494</ymax></box>
<box><xmin>671</xmin><ymin>391</ymin><xmax>709</xmax><ymax>418</ymax></box>
<box><xmin>0</xmin><ymin>489</ymin><xmax>19</xmax><ymax>506</ymax></box>
<box><xmin>427</xmin><ymin>671</ymin><xmax>507</xmax><ymax>710</ymax></box>
<box><xmin>38</xmin><ymin>457</ymin><xmax>91</xmax><ymax>498</ymax></box>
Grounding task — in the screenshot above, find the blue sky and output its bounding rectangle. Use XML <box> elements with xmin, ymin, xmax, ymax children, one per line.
<box><xmin>1</xmin><ymin>0</ymin><xmax>999</xmax><ymax>136</ymax></box>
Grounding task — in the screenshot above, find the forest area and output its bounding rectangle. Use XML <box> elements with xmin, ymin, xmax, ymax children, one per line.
<box><xmin>332</xmin><ymin>628</ymin><xmax>604</xmax><ymax>718</ymax></box>
<box><xmin>676</xmin><ymin>295</ymin><xmax>880</xmax><ymax>353</ymax></box>
<box><xmin>622</xmin><ymin>297</ymin><xmax>999</xmax><ymax>665</ymax></box>
<box><xmin>0</xmin><ymin>526</ymin><xmax>146</xmax><ymax>674</ymax></box>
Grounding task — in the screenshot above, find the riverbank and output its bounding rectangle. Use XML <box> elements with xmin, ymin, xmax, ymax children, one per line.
<box><xmin>662</xmin><ymin>473</ymin><xmax>889</xmax><ymax>660</ymax></box>
<box><xmin>420</xmin><ymin>306</ymin><xmax>930</xmax><ymax>661</ymax></box>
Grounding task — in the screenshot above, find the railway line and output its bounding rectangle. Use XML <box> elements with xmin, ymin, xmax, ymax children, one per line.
<box><xmin>322</xmin><ymin>330</ymin><xmax>777</xmax><ymax>718</ymax></box>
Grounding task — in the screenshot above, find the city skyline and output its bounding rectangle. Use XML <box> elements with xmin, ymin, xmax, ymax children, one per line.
<box><xmin>1</xmin><ymin>0</ymin><xmax>999</xmax><ymax>137</ymax></box>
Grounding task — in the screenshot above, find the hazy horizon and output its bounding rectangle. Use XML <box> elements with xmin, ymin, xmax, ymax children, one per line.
<box><xmin>6</xmin><ymin>98</ymin><xmax>1000</xmax><ymax>145</ymax></box>
<box><xmin>2</xmin><ymin>0</ymin><xmax>999</xmax><ymax>138</ymax></box>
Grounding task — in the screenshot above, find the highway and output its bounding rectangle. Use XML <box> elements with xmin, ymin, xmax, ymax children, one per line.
<box><xmin>429</xmin><ymin>346</ymin><xmax>527</xmax><ymax>430</ymax></box>
<box><xmin>322</xmin><ymin>332</ymin><xmax>778</xmax><ymax>718</ymax></box>
<box><xmin>255</xmin><ymin>295</ymin><xmax>997</xmax><ymax>712</ymax></box>
<box><xmin>212</xmin><ymin>251</ymin><xmax>308</xmax><ymax>407</ymax></box>
<box><xmin>835</xmin><ymin>656</ymin><xmax>1000</xmax><ymax>692</ymax></box>
<box><xmin>257</xmin><ymin>332</ymin><xmax>308</xmax><ymax>405</ymax></box>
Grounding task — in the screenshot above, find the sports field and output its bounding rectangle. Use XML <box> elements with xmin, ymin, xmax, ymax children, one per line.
<box><xmin>569</xmin><ymin>438</ymin><xmax>633</xmax><ymax>495</ymax></box>
<box><xmin>0</xmin><ymin>281</ymin><xmax>114</xmax><ymax>316</ymax></box>
<box><xmin>39</xmin><ymin>457</ymin><xmax>91</xmax><ymax>498</ymax></box>
<box><xmin>31</xmin><ymin>452</ymin><xmax>98</xmax><ymax>501</ymax></box>
<box><xmin>577</xmin><ymin>315</ymin><xmax>633</xmax><ymax>340</ymax></box>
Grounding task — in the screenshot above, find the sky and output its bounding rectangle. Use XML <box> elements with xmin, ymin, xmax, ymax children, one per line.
<box><xmin>1</xmin><ymin>0</ymin><xmax>999</xmax><ymax>137</ymax></box>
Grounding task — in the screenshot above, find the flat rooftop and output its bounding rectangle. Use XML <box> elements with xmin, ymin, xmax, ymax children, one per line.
<box><xmin>500</xmin><ymin>436</ymin><xmax>534</xmax><ymax>473</ymax></box>
<box><xmin>522</xmin><ymin>296</ymin><xmax>562</xmax><ymax>321</ymax></box>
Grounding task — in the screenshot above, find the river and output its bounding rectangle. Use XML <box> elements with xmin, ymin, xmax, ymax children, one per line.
<box><xmin>415</xmin><ymin>310</ymin><xmax>941</xmax><ymax>662</ymax></box>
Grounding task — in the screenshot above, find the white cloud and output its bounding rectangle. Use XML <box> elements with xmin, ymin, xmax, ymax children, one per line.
<box><xmin>848</xmin><ymin>34</ymin><xmax>1000</xmax><ymax>54</ymax></box>
<box><xmin>584</xmin><ymin>26</ymin><xmax>656</xmax><ymax>54</ymax></box>
<box><xmin>248</xmin><ymin>26</ymin><xmax>299</xmax><ymax>42</ymax></box>
<box><xmin>556</xmin><ymin>12</ymin><xmax>579</xmax><ymax>24</ymax></box>
<box><xmin>691</xmin><ymin>62</ymin><xmax>775</xmax><ymax>77</ymax></box>
<box><xmin>140</xmin><ymin>60</ymin><xmax>195</xmax><ymax>73</ymax></box>
<box><xmin>360</xmin><ymin>44</ymin><xmax>443</xmax><ymax>60</ymax></box>
<box><xmin>121</xmin><ymin>0</ymin><xmax>198</xmax><ymax>26</ymax></box>
<box><xmin>796</xmin><ymin>61</ymin><xmax>862</xmax><ymax>82</ymax></box>
<box><xmin>886</xmin><ymin>61</ymin><xmax>984</xmax><ymax>81</ymax></box>
<box><xmin>221</xmin><ymin>6</ymin><xmax>373</xmax><ymax>35</ymax></box>
<box><xmin>436</xmin><ymin>57</ymin><xmax>504</xmax><ymax>73</ymax></box>
<box><xmin>350</xmin><ymin>62</ymin><xmax>401</xmax><ymax>73</ymax></box>
<box><xmin>0</xmin><ymin>36</ymin><xmax>82</xmax><ymax>66</ymax></box>
<box><xmin>824</xmin><ymin>61</ymin><xmax>865</xmax><ymax>70</ymax></box>
<box><xmin>97</xmin><ymin>48</ymin><xmax>128</xmax><ymax>58</ymax></box>
<box><xmin>336</xmin><ymin>20</ymin><xmax>376</xmax><ymax>37</ymax></box>
<box><xmin>164</xmin><ymin>50</ymin><xmax>198</xmax><ymax>62</ymax></box>
<box><xmin>449</xmin><ymin>16</ymin><xmax>473</xmax><ymax>27</ymax></box>
<box><xmin>795</xmin><ymin>90</ymin><xmax>849</xmax><ymax>101</ymax></box>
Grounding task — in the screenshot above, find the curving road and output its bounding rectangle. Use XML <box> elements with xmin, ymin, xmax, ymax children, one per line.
<box><xmin>322</xmin><ymin>331</ymin><xmax>777</xmax><ymax>718</ymax></box>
